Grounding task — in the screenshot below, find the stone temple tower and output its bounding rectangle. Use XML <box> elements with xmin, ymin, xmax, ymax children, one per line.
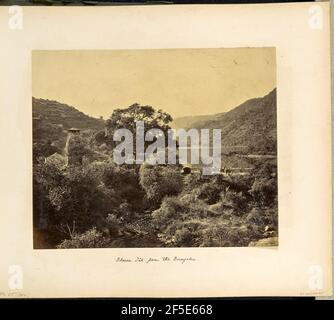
<box><xmin>64</xmin><ymin>128</ymin><xmax>81</xmax><ymax>165</ymax></box>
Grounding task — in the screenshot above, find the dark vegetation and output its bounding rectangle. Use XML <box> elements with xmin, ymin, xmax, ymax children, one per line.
<box><xmin>33</xmin><ymin>90</ymin><xmax>278</xmax><ymax>248</ymax></box>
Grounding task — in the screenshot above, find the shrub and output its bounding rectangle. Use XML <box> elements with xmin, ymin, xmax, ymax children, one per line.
<box><xmin>57</xmin><ymin>228</ymin><xmax>110</xmax><ymax>249</ymax></box>
<box><xmin>140</xmin><ymin>164</ymin><xmax>183</xmax><ymax>206</ymax></box>
<box><xmin>152</xmin><ymin>196</ymin><xmax>185</xmax><ymax>228</ymax></box>
<box><xmin>200</xmin><ymin>223</ymin><xmax>254</xmax><ymax>247</ymax></box>
<box><xmin>249</xmin><ymin>177</ymin><xmax>277</xmax><ymax>207</ymax></box>
<box><xmin>246</xmin><ymin>207</ymin><xmax>278</xmax><ymax>230</ymax></box>
<box><xmin>220</xmin><ymin>189</ymin><xmax>248</xmax><ymax>215</ymax></box>
<box><xmin>174</xmin><ymin>228</ymin><xmax>198</xmax><ymax>247</ymax></box>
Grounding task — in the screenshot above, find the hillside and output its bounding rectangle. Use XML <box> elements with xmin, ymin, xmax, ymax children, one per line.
<box><xmin>173</xmin><ymin>89</ymin><xmax>277</xmax><ymax>154</ymax></box>
<box><xmin>32</xmin><ymin>98</ymin><xmax>105</xmax><ymax>158</ymax></box>
<box><xmin>171</xmin><ymin>114</ymin><xmax>224</xmax><ymax>129</ymax></box>
<box><xmin>33</xmin><ymin>97</ymin><xmax>104</xmax><ymax>131</ymax></box>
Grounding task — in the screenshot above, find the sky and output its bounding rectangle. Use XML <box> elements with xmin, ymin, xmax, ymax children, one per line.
<box><xmin>32</xmin><ymin>48</ymin><xmax>276</xmax><ymax>119</ymax></box>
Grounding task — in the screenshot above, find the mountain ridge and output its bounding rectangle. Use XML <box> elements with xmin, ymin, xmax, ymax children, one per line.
<box><xmin>172</xmin><ymin>88</ymin><xmax>277</xmax><ymax>154</ymax></box>
<box><xmin>33</xmin><ymin>97</ymin><xmax>105</xmax><ymax>131</ymax></box>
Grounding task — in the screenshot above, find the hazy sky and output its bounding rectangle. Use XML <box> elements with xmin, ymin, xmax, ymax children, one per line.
<box><xmin>32</xmin><ymin>48</ymin><xmax>276</xmax><ymax>119</ymax></box>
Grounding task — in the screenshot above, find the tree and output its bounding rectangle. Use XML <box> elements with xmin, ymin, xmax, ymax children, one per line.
<box><xmin>33</xmin><ymin>161</ymin><xmax>67</xmax><ymax>246</ymax></box>
<box><xmin>67</xmin><ymin>134</ymin><xmax>92</xmax><ymax>166</ymax></box>
<box><xmin>107</xmin><ymin>103</ymin><xmax>172</xmax><ymax>135</ymax></box>
<box><xmin>47</xmin><ymin>165</ymin><xmax>116</xmax><ymax>236</ymax></box>
<box><xmin>33</xmin><ymin>141</ymin><xmax>59</xmax><ymax>163</ymax></box>
<box><xmin>101</xmin><ymin>103</ymin><xmax>173</xmax><ymax>150</ymax></box>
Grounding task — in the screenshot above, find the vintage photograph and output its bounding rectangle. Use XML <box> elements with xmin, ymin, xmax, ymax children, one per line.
<box><xmin>32</xmin><ymin>48</ymin><xmax>278</xmax><ymax>249</ymax></box>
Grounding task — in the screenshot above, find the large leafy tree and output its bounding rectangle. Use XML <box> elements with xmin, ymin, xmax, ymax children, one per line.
<box><xmin>106</xmin><ymin>103</ymin><xmax>172</xmax><ymax>134</ymax></box>
<box><xmin>96</xmin><ymin>103</ymin><xmax>173</xmax><ymax>150</ymax></box>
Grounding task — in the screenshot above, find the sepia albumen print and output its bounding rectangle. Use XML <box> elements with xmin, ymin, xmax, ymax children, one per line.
<box><xmin>32</xmin><ymin>48</ymin><xmax>277</xmax><ymax>249</ymax></box>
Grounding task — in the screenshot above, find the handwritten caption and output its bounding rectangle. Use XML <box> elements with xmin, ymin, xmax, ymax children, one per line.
<box><xmin>116</xmin><ymin>256</ymin><xmax>196</xmax><ymax>264</ymax></box>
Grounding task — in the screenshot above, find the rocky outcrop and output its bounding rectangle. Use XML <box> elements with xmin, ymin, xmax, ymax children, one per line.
<box><xmin>248</xmin><ymin>236</ymin><xmax>278</xmax><ymax>247</ymax></box>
